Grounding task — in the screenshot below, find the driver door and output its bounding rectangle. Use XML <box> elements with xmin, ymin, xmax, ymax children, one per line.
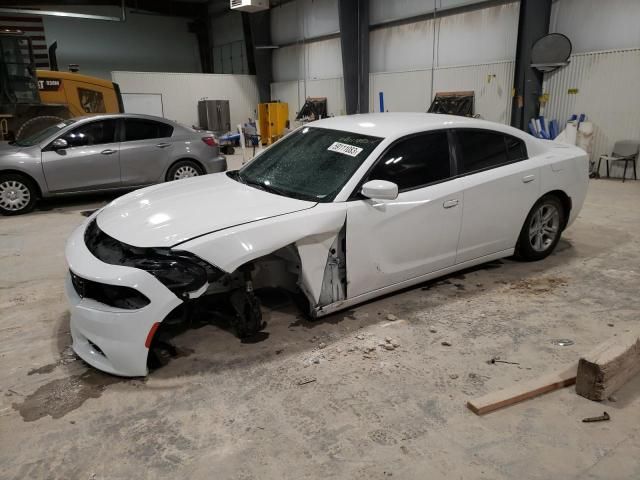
<box><xmin>345</xmin><ymin>130</ymin><xmax>464</xmax><ymax>299</ymax></box>
<box><xmin>41</xmin><ymin>119</ymin><xmax>121</xmax><ymax>193</ymax></box>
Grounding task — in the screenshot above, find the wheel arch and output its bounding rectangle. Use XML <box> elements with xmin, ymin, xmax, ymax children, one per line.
<box><xmin>165</xmin><ymin>157</ymin><xmax>206</xmax><ymax>180</ymax></box>
<box><xmin>542</xmin><ymin>189</ymin><xmax>572</xmax><ymax>230</ymax></box>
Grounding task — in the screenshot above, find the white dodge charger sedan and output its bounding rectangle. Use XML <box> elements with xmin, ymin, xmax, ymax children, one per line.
<box><xmin>65</xmin><ymin>113</ymin><xmax>588</xmax><ymax>376</ymax></box>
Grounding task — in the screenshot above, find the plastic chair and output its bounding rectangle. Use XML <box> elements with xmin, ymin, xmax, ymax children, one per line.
<box><xmin>597</xmin><ymin>140</ymin><xmax>639</xmax><ymax>182</ymax></box>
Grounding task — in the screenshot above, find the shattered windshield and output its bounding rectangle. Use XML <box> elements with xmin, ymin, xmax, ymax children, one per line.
<box><xmin>233</xmin><ymin>126</ymin><xmax>383</xmax><ymax>202</ymax></box>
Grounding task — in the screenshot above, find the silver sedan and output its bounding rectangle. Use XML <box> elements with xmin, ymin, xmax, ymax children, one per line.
<box><xmin>0</xmin><ymin>113</ymin><xmax>227</xmax><ymax>215</ymax></box>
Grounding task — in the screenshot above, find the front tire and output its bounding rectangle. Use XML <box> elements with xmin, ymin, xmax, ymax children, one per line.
<box><xmin>515</xmin><ymin>194</ymin><xmax>565</xmax><ymax>261</ymax></box>
<box><xmin>0</xmin><ymin>173</ymin><xmax>37</xmax><ymax>215</ymax></box>
<box><xmin>166</xmin><ymin>160</ymin><xmax>203</xmax><ymax>181</ymax></box>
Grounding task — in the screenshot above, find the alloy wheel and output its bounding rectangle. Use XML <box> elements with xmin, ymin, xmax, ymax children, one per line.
<box><xmin>0</xmin><ymin>180</ymin><xmax>31</xmax><ymax>212</ymax></box>
<box><xmin>528</xmin><ymin>203</ymin><xmax>560</xmax><ymax>252</ymax></box>
<box><xmin>173</xmin><ymin>165</ymin><xmax>200</xmax><ymax>180</ymax></box>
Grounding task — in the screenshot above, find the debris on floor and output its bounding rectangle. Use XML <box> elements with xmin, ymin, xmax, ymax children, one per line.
<box><xmin>576</xmin><ymin>329</ymin><xmax>640</xmax><ymax>401</ymax></box>
<box><xmin>467</xmin><ymin>363</ymin><xmax>578</xmax><ymax>415</ymax></box>
<box><xmin>582</xmin><ymin>412</ymin><xmax>610</xmax><ymax>423</ymax></box>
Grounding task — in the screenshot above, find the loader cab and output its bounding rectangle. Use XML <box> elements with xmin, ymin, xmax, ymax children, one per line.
<box><xmin>0</xmin><ymin>30</ymin><xmax>39</xmax><ymax>106</ymax></box>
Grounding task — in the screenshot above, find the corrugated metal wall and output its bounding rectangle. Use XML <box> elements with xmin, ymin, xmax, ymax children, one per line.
<box><xmin>112</xmin><ymin>72</ymin><xmax>260</xmax><ymax>129</ymax></box>
<box><xmin>273</xmin><ymin>60</ymin><xmax>514</xmax><ymax>125</ymax></box>
<box><xmin>433</xmin><ymin>61</ymin><xmax>514</xmax><ymax>124</ymax></box>
<box><xmin>541</xmin><ymin>48</ymin><xmax>640</xmax><ymax>178</ymax></box>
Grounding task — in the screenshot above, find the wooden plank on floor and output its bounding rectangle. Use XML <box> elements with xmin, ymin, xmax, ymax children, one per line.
<box><xmin>467</xmin><ymin>363</ymin><xmax>578</xmax><ymax>415</ymax></box>
<box><xmin>576</xmin><ymin>330</ymin><xmax>640</xmax><ymax>401</ymax></box>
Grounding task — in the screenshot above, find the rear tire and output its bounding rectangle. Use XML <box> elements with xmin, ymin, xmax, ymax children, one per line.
<box><xmin>514</xmin><ymin>194</ymin><xmax>565</xmax><ymax>261</ymax></box>
<box><xmin>166</xmin><ymin>160</ymin><xmax>203</xmax><ymax>181</ymax></box>
<box><xmin>0</xmin><ymin>173</ymin><xmax>37</xmax><ymax>215</ymax></box>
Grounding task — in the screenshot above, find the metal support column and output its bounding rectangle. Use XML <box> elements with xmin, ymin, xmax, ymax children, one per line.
<box><xmin>338</xmin><ymin>0</ymin><xmax>369</xmax><ymax>114</ymax></box>
<box><xmin>244</xmin><ymin>11</ymin><xmax>272</xmax><ymax>103</ymax></box>
<box><xmin>510</xmin><ymin>0</ymin><xmax>552</xmax><ymax>130</ymax></box>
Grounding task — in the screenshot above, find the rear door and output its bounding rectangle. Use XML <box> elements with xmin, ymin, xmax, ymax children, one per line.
<box><xmin>453</xmin><ymin>129</ymin><xmax>539</xmax><ymax>263</ymax></box>
<box><xmin>346</xmin><ymin>130</ymin><xmax>465</xmax><ymax>298</ymax></box>
<box><xmin>41</xmin><ymin>119</ymin><xmax>120</xmax><ymax>192</ymax></box>
<box><xmin>119</xmin><ymin>118</ymin><xmax>174</xmax><ymax>186</ymax></box>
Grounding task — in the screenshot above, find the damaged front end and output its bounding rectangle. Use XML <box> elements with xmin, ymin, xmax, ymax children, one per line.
<box><xmin>81</xmin><ymin>203</ymin><xmax>349</xmax><ymax>372</ymax></box>
<box><xmin>84</xmin><ymin>219</ymin><xmax>266</xmax><ymax>341</ymax></box>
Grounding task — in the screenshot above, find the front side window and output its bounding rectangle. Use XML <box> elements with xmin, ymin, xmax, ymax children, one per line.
<box><xmin>235</xmin><ymin>127</ymin><xmax>383</xmax><ymax>202</ymax></box>
<box><xmin>124</xmin><ymin>119</ymin><xmax>173</xmax><ymax>141</ymax></box>
<box><xmin>62</xmin><ymin>120</ymin><xmax>117</xmax><ymax>148</ymax></box>
<box><xmin>367</xmin><ymin>131</ymin><xmax>451</xmax><ymax>191</ymax></box>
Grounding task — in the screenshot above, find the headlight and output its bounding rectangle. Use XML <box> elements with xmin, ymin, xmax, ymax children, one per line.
<box><xmin>85</xmin><ymin>219</ymin><xmax>224</xmax><ymax>297</ymax></box>
<box><xmin>132</xmin><ymin>255</ymin><xmax>209</xmax><ymax>296</ymax></box>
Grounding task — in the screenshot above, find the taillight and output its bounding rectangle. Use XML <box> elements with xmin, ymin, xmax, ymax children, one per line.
<box><xmin>202</xmin><ymin>136</ymin><xmax>217</xmax><ymax>146</ymax></box>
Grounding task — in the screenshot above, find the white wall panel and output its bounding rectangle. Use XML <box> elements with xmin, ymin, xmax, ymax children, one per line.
<box><xmin>112</xmin><ymin>72</ymin><xmax>260</xmax><ymax>130</ymax></box>
<box><xmin>436</xmin><ymin>3</ymin><xmax>519</xmax><ymax>66</ymax></box>
<box><xmin>541</xmin><ymin>48</ymin><xmax>640</xmax><ymax>178</ymax></box>
<box><xmin>273</xmin><ymin>38</ymin><xmax>342</xmax><ymax>82</ymax></box>
<box><xmin>370</xmin><ymin>70</ymin><xmax>432</xmax><ymax>113</ymax></box>
<box><xmin>369</xmin><ymin>61</ymin><xmax>514</xmax><ymax>123</ymax></box>
<box><xmin>306</xmin><ymin>38</ymin><xmax>343</xmax><ymax>79</ymax></box>
<box><xmin>370</xmin><ymin>0</ymin><xmax>492</xmax><ymax>25</ymax></box>
<box><xmin>370</xmin><ymin>2</ymin><xmax>518</xmax><ymax>72</ymax></box>
<box><xmin>551</xmin><ymin>0</ymin><xmax>640</xmax><ymax>54</ymax></box>
<box><xmin>271</xmin><ymin>0</ymin><xmax>339</xmax><ymax>45</ymax></box>
<box><xmin>433</xmin><ymin>61</ymin><xmax>514</xmax><ymax>124</ymax></box>
<box><xmin>370</xmin><ymin>19</ymin><xmax>436</xmax><ymax>73</ymax></box>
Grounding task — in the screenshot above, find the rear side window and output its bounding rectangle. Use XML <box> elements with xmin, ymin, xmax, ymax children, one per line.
<box><xmin>63</xmin><ymin>120</ymin><xmax>117</xmax><ymax>147</ymax></box>
<box><xmin>368</xmin><ymin>131</ymin><xmax>451</xmax><ymax>191</ymax></box>
<box><xmin>456</xmin><ymin>130</ymin><xmax>508</xmax><ymax>174</ymax></box>
<box><xmin>506</xmin><ymin>135</ymin><xmax>527</xmax><ymax>161</ymax></box>
<box><xmin>124</xmin><ymin>119</ymin><xmax>173</xmax><ymax>141</ymax></box>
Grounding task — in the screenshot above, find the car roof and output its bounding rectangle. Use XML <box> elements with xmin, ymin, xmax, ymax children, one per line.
<box><xmin>72</xmin><ymin>113</ymin><xmax>180</xmax><ymax>125</ymax></box>
<box><xmin>309</xmin><ymin>112</ymin><xmax>527</xmax><ymax>139</ymax></box>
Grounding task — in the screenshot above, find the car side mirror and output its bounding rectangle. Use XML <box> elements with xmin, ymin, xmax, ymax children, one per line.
<box><xmin>361</xmin><ymin>180</ymin><xmax>398</xmax><ymax>200</ymax></box>
<box><xmin>52</xmin><ymin>138</ymin><xmax>68</xmax><ymax>150</ymax></box>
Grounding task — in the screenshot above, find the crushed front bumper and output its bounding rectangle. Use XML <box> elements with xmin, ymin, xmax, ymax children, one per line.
<box><xmin>65</xmin><ymin>217</ymin><xmax>183</xmax><ymax>376</ymax></box>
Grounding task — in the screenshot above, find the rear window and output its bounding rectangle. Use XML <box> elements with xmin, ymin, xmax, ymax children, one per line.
<box><xmin>506</xmin><ymin>135</ymin><xmax>527</xmax><ymax>161</ymax></box>
<box><xmin>124</xmin><ymin>119</ymin><xmax>173</xmax><ymax>141</ymax></box>
<box><xmin>456</xmin><ymin>130</ymin><xmax>508</xmax><ymax>174</ymax></box>
<box><xmin>455</xmin><ymin>130</ymin><xmax>528</xmax><ymax>174</ymax></box>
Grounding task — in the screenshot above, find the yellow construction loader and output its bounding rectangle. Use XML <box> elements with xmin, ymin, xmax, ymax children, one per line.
<box><xmin>0</xmin><ymin>29</ymin><xmax>122</xmax><ymax>141</ymax></box>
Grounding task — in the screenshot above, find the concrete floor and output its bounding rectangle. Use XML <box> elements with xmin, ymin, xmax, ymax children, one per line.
<box><xmin>1</xmin><ymin>178</ymin><xmax>639</xmax><ymax>479</ymax></box>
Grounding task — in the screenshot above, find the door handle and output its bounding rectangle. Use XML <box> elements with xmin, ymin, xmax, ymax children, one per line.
<box><xmin>443</xmin><ymin>199</ymin><xmax>459</xmax><ymax>209</ymax></box>
<box><xmin>522</xmin><ymin>174</ymin><xmax>536</xmax><ymax>183</ymax></box>
<box><xmin>101</xmin><ymin>149</ymin><xmax>117</xmax><ymax>155</ymax></box>
<box><xmin>156</xmin><ymin>143</ymin><xmax>171</xmax><ymax>148</ymax></box>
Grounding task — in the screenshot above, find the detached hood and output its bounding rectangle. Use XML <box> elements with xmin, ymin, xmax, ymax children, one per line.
<box><xmin>96</xmin><ymin>173</ymin><xmax>316</xmax><ymax>247</ymax></box>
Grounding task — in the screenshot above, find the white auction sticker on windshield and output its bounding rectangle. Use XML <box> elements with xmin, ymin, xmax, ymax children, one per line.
<box><xmin>328</xmin><ymin>142</ymin><xmax>363</xmax><ymax>157</ymax></box>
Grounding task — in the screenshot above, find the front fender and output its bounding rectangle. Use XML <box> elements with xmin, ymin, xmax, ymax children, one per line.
<box><xmin>175</xmin><ymin>203</ymin><xmax>347</xmax><ymax>303</ymax></box>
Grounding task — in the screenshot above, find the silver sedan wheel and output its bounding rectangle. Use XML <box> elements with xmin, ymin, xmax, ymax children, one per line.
<box><xmin>173</xmin><ymin>165</ymin><xmax>200</xmax><ymax>180</ymax></box>
<box><xmin>528</xmin><ymin>203</ymin><xmax>560</xmax><ymax>252</ymax></box>
<box><xmin>0</xmin><ymin>180</ymin><xmax>31</xmax><ymax>212</ymax></box>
